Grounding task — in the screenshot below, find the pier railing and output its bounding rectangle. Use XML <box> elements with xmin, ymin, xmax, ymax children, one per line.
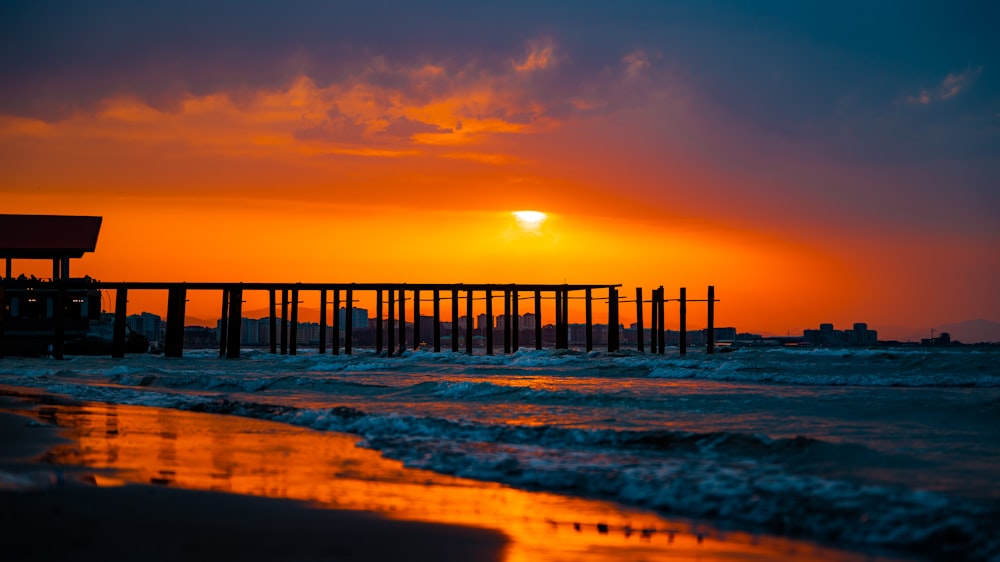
<box><xmin>0</xmin><ymin>280</ymin><xmax>718</xmax><ymax>359</ymax></box>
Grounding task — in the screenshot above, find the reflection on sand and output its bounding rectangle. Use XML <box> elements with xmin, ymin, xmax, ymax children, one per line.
<box><xmin>37</xmin><ymin>402</ymin><xmax>899</xmax><ymax>562</ymax></box>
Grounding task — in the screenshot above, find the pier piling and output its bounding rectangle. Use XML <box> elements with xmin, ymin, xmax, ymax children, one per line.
<box><xmin>636</xmin><ymin>287</ymin><xmax>644</xmax><ymax>353</ymax></box>
<box><xmin>485</xmin><ymin>289</ymin><xmax>493</xmax><ymax>355</ymax></box>
<box><xmin>707</xmin><ymin>285</ymin><xmax>715</xmax><ymax>355</ymax></box>
<box><xmin>376</xmin><ymin>289</ymin><xmax>384</xmax><ymax>354</ymax></box>
<box><xmin>657</xmin><ymin>287</ymin><xmax>665</xmax><ymax>355</ymax></box>
<box><xmin>433</xmin><ymin>289</ymin><xmax>441</xmax><ymax>352</ymax></box>
<box><xmin>679</xmin><ymin>287</ymin><xmax>687</xmax><ymax>356</ymax></box>
<box><xmin>534</xmin><ymin>291</ymin><xmax>542</xmax><ymax>350</ymax></box>
<box><xmin>554</xmin><ymin>290</ymin><xmax>564</xmax><ymax>349</ymax></box>
<box><xmin>111</xmin><ymin>286</ymin><xmax>127</xmax><ymax>358</ymax></box>
<box><xmin>289</xmin><ymin>287</ymin><xmax>298</xmax><ymax>356</ymax></box>
<box><xmin>398</xmin><ymin>287</ymin><xmax>406</xmax><ymax>353</ymax></box>
<box><xmin>332</xmin><ymin>289</ymin><xmax>340</xmax><ymax>356</ymax></box>
<box><xmin>608</xmin><ymin>288</ymin><xmax>619</xmax><ymax>352</ymax></box>
<box><xmin>649</xmin><ymin>288</ymin><xmax>658</xmax><ymax>354</ymax></box>
<box><xmin>268</xmin><ymin>290</ymin><xmax>276</xmax><ymax>355</ymax></box>
<box><xmin>219</xmin><ymin>289</ymin><xmax>229</xmax><ymax>358</ymax></box>
<box><xmin>388</xmin><ymin>288</ymin><xmax>395</xmax><ymax>355</ymax></box>
<box><xmin>451</xmin><ymin>289</ymin><xmax>459</xmax><ymax>353</ymax></box>
<box><xmin>164</xmin><ymin>286</ymin><xmax>186</xmax><ymax>358</ymax></box>
<box><xmin>226</xmin><ymin>286</ymin><xmax>242</xmax><ymax>359</ymax></box>
<box><xmin>413</xmin><ymin>289</ymin><xmax>421</xmax><ymax>350</ymax></box>
<box><xmin>345</xmin><ymin>287</ymin><xmax>353</xmax><ymax>355</ymax></box>
<box><xmin>319</xmin><ymin>289</ymin><xmax>327</xmax><ymax>354</ymax></box>
<box><xmin>280</xmin><ymin>289</ymin><xmax>288</xmax><ymax>356</ymax></box>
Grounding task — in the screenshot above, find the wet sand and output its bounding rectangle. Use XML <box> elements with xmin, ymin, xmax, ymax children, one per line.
<box><xmin>0</xmin><ymin>390</ymin><xmax>910</xmax><ymax>562</ymax></box>
<box><xmin>0</xmin><ymin>395</ymin><xmax>505</xmax><ymax>562</ymax></box>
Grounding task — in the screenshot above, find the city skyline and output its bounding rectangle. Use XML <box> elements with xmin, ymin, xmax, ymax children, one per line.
<box><xmin>126</xmin><ymin>307</ymin><xmax>903</xmax><ymax>348</ymax></box>
<box><xmin>124</xmin><ymin>304</ymin><xmax>1000</xmax><ymax>346</ymax></box>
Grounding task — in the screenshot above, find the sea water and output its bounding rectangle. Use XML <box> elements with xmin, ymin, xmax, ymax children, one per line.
<box><xmin>1</xmin><ymin>346</ymin><xmax>997</xmax><ymax>560</ymax></box>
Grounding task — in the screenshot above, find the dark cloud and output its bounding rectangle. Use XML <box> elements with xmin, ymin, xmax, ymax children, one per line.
<box><xmin>380</xmin><ymin>116</ymin><xmax>453</xmax><ymax>140</ymax></box>
<box><xmin>2</xmin><ymin>0</ymin><xmax>997</xmax><ymax>171</ymax></box>
<box><xmin>293</xmin><ymin>106</ymin><xmax>368</xmax><ymax>144</ymax></box>
<box><xmin>294</xmin><ymin>108</ymin><xmax>452</xmax><ymax>145</ymax></box>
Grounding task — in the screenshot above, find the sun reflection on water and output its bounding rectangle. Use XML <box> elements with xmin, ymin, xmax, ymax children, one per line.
<box><xmin>35</xmin><ymin>402</ymin><xmax>895</xmax><ymax>562</ymax></box>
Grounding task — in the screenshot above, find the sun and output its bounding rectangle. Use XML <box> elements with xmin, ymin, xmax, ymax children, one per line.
<box><xmin>513</xmin><ymin>210</ymin><xmax>547</xmax><ymax>233</ymax></box>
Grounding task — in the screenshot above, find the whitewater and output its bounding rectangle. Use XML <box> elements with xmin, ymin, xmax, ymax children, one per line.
<box><xmin>2</xmin><ymin>346</ymin><xmax>998</xmax><ymax>561</ymax></box>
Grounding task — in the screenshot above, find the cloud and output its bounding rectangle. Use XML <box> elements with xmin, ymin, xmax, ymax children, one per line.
<box><xmin>939</xmin><ymin>67</ymin><xmax>982</xmax><ymax>99</ymax></box>
<box><xmin>0</xmin><ymin>34</ymin><xmax>674</xmax><ymax>169</ymax></box>
<box><xmin>380</xmin><ymin>116</ymin><xmax>454</xmax><ymax>140</ymax></box>
<box><xmin>621</xmin><ymin>50</ymin><xmax>651</xmax><ymax>81</ymax></box>
<box><xmin>514</xmin><ymin>38</ymin><xmax>557</xmax><ymax>73</ymax></box>
<box><xmin>906</xmin><ymin>89</ymin><xmax>933</xmax><ymax>106</ymax></box>
<box><xmin>294</xmin><ymin>106</ymin><xmax>368</xmax><ymax>143</ymax></box>
<box><xmin>441</xmin><ymin>152</ymin><xmax>521</xmax><ymax>165</ymax></box>
<box><xmin>906</xmin><ymin>66</ymin><xmax>983</xmax><ymax>105</ymax></box>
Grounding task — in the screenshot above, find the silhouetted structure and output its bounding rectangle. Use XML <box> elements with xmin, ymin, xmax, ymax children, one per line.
<box><xmin>803</xmin><ymin>323</ymin><xmax>877</xmax><ymax>346</ymax></box>
<box><xmin>0</xmin><ymin>214</ymin><xmax>102</xmax><ymax>280</ymax></box>
<box><xmin>5</xmin><ymin>279</ymin><xmax>720</xmax><ymax>359</ymax></box>
<box><xmin>0</xmin><ymin>215</ymin><xmax>108</xmax><ymax>357</ymax></box>
<box><xmin>3</xmin><ymin>215</ymin><xmax>723</xmax><ymax>360</ymax></box>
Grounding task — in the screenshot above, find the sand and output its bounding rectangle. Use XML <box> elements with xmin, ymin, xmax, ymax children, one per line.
<box><xmin>0</xmin><ymin>395</ymin><xmax>508</xmax><ymax>562</ymax></box>
<box><xmin>0</xmin><ymin>391</ymin><xmax>910</xmax><ymax>562</ymax></box>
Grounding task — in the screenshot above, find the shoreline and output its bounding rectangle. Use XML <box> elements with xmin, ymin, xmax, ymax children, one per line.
<box><xmin>0</xmin><ymin>394</ymin><xmax>508</xmax><ymax>562</ymax></box>
<box><xmin>0</xmin><ymin>389</ymin><xmax>913</xmax><ymax>562</ymax></box>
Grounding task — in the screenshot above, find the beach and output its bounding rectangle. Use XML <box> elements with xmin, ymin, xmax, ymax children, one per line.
<box><xmin>0</xmin><ymin>394</ymin><xmax>508</xmax><ymax>562</ymax></box>
<box><xmin>0</xmin><ymin>382</ymin><xmax>920</xmax><ymax>562</ymax></box>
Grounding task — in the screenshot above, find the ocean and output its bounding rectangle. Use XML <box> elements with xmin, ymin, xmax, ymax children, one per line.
<box><xmin>2</xmin><ymin>346</ymin><xmax>998</xmax><ymax>561</ymax></box>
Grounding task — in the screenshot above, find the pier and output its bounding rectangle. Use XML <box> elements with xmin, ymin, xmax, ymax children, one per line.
<box><xmin>1</xmin><ymin>214</ymin><xmax>720</xmax><ymax>359</ymax></box>
<box><xmin>2</xmin><ymin>279</ymin><xmax>719</xmax><ymax>359</ymax></box>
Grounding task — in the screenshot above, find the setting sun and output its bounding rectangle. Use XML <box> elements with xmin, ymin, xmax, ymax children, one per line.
<box><xmin>513</xmin><ymin>210</ymin><xmax>547</xmax><ymax>232</ymax></box>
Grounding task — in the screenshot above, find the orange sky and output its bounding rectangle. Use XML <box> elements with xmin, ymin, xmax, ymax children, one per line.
<box><xmin>3</xmin><ymin>6</ymin><xmax>997</xmax><ymax>340</ymax></box>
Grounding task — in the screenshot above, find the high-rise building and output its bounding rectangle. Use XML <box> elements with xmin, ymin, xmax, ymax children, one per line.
<box><xmin>240</xmin><ymin>317</ymin><xmax>260</xmax><ymax>345</ymax></box>
<box><xmin>804</xmin><ymin>323</ymin><xmax>878</xmax><ymax>346</ymax></box>
<box><xmin>338</xmin><ymin>307</ymin><xmax>369</xmax><ymax>329</ymax></box>
<box><xmin>477</xmin><ymin>314</ymin><xmax>492</xmax><ymax>332</ymax></box>
<box><xmin>519</xmin><ymin>312</ymin><xmax>535</xmax><ymax>330</ymax></box>
<box><xmin>127</xmin><ymin>312</ymin><xmax>162</xmax><ymax>343</ymax></box>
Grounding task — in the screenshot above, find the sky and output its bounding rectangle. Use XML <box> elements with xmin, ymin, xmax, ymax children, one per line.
<box><xmin>2</xmin><ymin>1</ymin><xmax>998</xmax><ymax>340</ymax></box>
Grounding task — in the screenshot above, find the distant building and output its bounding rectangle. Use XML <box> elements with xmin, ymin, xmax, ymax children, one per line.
<box><xmin>183</xmin><ymin>326</ymin><xmax>217</xmax><ymax>348</ymax></box>
<box><xmin>921</xmin><ymin>332</ymin><xmax>952</xmax><ymax>346</ymax></box>
<box><xmin>477</xmin><ymin>313</ymin><xmax>492</xmax><ymax>332</ymax></box>
<box><xmin>803</xmin><ymin>323</ymin><xmax>877</xmax><ymax>346</ymax></box>
<box><xmin>338</xmin><ymin>307</ymin><xmax>368</xmax><ymax>329</ymax></box>
<box><xmin>519</xmin><ymin>312</ymin><xmax>535</xmax><ymax>330</ymax></box>
<box><xmin>127</xmin><ymin>312</ymin><xmax>162</xmax><ymax>343</ymax></box>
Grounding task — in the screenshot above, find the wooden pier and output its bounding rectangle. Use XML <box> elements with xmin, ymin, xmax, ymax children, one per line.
<box><xmin>1</xmin><ymin>215</ymin><xmax>722</xmax><ymax>360</ymax></box>
<box><xmin>1</xmin><ymin>279</ymin><xmax>719</xmax><ymax>359</ymax></box>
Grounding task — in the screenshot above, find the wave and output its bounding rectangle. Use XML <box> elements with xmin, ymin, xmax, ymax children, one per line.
<box><xmin>3</xmin><ymin>346</ymin><xmax>997</xmax><ymax>388</ymax></box>
<box><xmin>191</xmin><ymin>395</ymin><xmax>1000</xmax><ymax>562</ymax></box>
<box><xmin>3</xmin><ymin>348</ymin><xmax>999</xmax><ymax>561</ymax></box>
<box><xmin>644</xmin><ymin>348</ymin><xmax>1000</xmax><ymax>387</ymax></box>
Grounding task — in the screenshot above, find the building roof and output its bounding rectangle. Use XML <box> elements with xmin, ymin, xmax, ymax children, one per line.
<box><xmin>0</xmin><ymin>214</ymin><xmax>103</xmax><ymax>259</ymax></box>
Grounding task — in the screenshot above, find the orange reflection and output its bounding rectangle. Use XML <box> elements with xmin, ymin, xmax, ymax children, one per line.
<box><xmin>32</xmin><ymin>402</ymin><xmax>898</xmax><ymax>562</ymax></box>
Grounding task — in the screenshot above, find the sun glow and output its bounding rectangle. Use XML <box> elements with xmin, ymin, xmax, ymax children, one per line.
<box><xmin>513</xmin><ymin>210</ymin><xmax>547</xmax><ymax>232</ymax></box>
